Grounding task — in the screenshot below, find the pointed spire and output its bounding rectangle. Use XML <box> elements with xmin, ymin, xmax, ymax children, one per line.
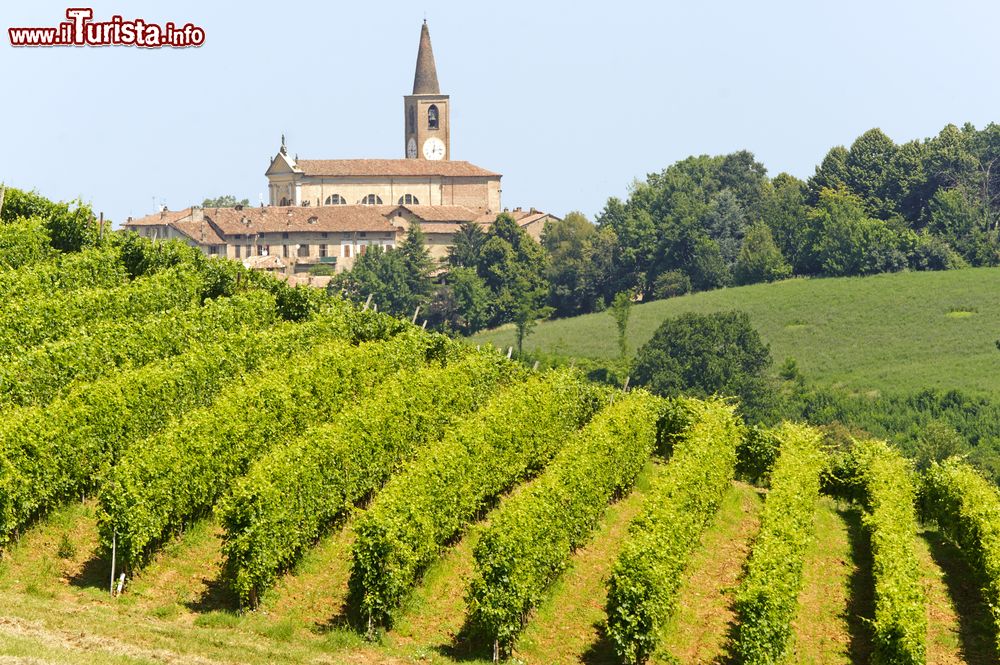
<box><xmin>412</xmin><ymin>20</ymin><xmax>440</xmax><ymax>95</ymax></box>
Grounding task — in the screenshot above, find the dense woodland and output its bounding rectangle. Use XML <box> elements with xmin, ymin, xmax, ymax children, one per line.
<box><xmin>333</xmin><ymin>121</ymin><xmax>1000</xmax><ymax>335</ymax></box>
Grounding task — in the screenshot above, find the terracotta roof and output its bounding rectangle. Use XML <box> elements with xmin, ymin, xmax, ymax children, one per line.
<box><xmin>125</xmin><ymin>210</ymin><xmax>188</xmax><ymax>226</ymax></box>
<box><xmin>415</xmin><ymin>222</ymin><xmax>464</xmax><ymax>234</ymax></box>
<box><xmin>412</xmin><ymin>21</ymin><xmax>440</xmax><ymax>95</ymax></box>
<box><xmin>394</xmin><ymin>205</ymin><xmax>486</xmax><ymax>222</ymax></box>
<box><xmin>171</xmin><ymin>218</ymin><xmax>225</xmax><ymax>245</ymax></box>
<box><xmin>204</xmin><ymin>206</ymin><xmax>398</xmax><ymax>235</ymax></box>
<box><xmin>471</xmin><ymin>209</ymin><xmax>555</xmax><ymax>227</ymax></box>
<box><xmin>294</xmin><ymin>159</ymin><xmax>499</xmax><ymax>178</ymax></box>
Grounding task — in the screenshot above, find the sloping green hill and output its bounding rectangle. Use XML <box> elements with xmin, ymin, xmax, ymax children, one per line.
<box><xmin>470</xmin><ymin>267</ymin><xmax>1000</xmax><ymax>397</ymax></box>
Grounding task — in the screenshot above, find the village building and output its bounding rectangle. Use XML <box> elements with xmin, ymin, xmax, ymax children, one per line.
<box><xmin>124</xmin><ymin>21</ymin><xmax>556</xmax><ymax>281</ymax></box>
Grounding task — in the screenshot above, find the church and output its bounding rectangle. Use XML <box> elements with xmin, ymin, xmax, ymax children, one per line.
<box><xmin>125</xmin><ymin>22</ymin><xmax>555</xmax><ymax>282</ymax></box>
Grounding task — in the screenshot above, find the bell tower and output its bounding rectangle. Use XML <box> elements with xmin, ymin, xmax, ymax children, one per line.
<box><xmin>404</xmin><ymin>21</ymin><xmax>450</xmax><ymax>161</ymax></box>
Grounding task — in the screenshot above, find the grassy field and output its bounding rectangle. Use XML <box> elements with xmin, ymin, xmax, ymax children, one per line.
<box><xmin>469</xmin><ymin>268</ymin><xmax>1000</xmax><ymax>397</ymax></box>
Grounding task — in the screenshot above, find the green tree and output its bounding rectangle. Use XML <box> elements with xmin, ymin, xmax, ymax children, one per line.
<box><xmin>609</xmin><ymin>290</ymin><xmax>633</xmax><ymax>363</ymax></box>
<box><xmin>448</xmin><ymin>220</ymin><xmax>487</xmax><ymax>268</ymax></box>
<box><xmin>476</xmin><ymin>213</ymin><xmax>549</xmax><ymax>326</ymax></box>
<box><xmin>201</xmin><ymin>195</ymin><xmax>250</xmax><ymax>208</ymax></box>
<box><xmin>705</xmin><ymin>189</ymin><xmax>748</xmax><ymax>268</ymax></box>
<box><xmin>734</xmin><ymin>222</ymin><xmax>791</xmax><ymax>285</ymax></box>
<box><xmin>330</xmin><ymin>246</ymin><xmax>415</xmax><ymax>317</ymax></box>
<box><xmin>809</xmin><ymin>188</ymin><xmax>906</xmax><ymax>276</ymax></box>
<box><xmin>427</xmin><ymin>267</ymin><xmax>492</xmax><ymax>335</ymax></box>
<box><xmin>398</xmin><ymin>222</ymin><xmax>434</xmax><ymax>308</ymax></box>
<box><xmin>631</xmin><ymin>310</ymin><xmax>775</xmax><ymax>419</ymax></box>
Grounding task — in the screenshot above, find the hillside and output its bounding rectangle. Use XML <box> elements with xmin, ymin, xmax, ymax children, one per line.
<box><xmin>470</xmin><ymin>267</ymin><xmax>1000</xmax><ymax>397</ymax></box>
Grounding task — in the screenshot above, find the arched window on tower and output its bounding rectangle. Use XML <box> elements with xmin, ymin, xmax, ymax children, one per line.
<box><xmin>360</xmin><ymin>194</ymin><xmax>383</xmax><ymax>205</ymax></box>
<box><xmin>408</xmin><ymin>106</ymin><xmax>415</xmax><ymax>134</ymax></box>
<box><xmin>279</xmin><ymin>197</ymin><xmax>291</xmax><ymax>206</ymax></box>
<box><xmin>398</xmin><ymin>194</ymin><xmax>420</xmax><ymax>205</ymax></box>
<box><xmin>325</xmin><ymin>194</ymin><xmax>347</xmax><ymax>205</ymax></box>
<box><xmin>428</xmin><ymin>104</ymin><xmax>439</xmax><ymax>130</ymax></box>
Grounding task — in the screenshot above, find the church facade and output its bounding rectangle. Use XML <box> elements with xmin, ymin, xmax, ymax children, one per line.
<box><xmin>125</xmin><ymin>21</ymin><xmax>554</xmax><ymax>281</ymax></box>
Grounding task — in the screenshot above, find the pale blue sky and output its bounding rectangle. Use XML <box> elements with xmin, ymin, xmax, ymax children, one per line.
<box><xmin>2</xmin><ymin>0</ymin><xmax>998</xmax><ymax>225</ymax></box>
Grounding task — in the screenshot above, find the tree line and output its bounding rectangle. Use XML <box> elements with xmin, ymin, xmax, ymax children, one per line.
<box><xmin>331</xmin><ymin>121</ymin><xmax>1000</xmax><ymax>336</ymax></box>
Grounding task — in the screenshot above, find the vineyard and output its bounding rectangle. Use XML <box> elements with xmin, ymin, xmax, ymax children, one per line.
<box><xmin>1</xmin><ymin>202</ymin><xmax>1000</xmax><ymax>664</ymax></box>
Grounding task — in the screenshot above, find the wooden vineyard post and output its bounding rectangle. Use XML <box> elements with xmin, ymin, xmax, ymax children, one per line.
<box><xmin>110</xmin><ymin>530</ymin><xmax>117</xmax><ymax>597</ymax></box>
<box><xmin>411</xmin><ymin>305</ymin><xmax>421</xmax><ymax>324</ymax></box>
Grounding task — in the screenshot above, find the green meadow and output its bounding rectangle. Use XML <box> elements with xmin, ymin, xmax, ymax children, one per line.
<box><xmin>470</xmin><ymin>267</ymin><xmax>1000</xmax><ymax>397</ymax></box>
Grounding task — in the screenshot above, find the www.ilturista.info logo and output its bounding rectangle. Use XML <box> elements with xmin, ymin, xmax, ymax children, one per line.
<box><xmin>9</xmin><ymin>8</ymin><xmax>205</xmax><ymax>48</ymax></box>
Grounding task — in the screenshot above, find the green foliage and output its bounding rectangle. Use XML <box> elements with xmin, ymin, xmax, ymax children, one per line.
<box><xmin>467</xmin><ymin>392</ymin><xmax>666</xmax><ymax>652</ymax></box>
<box><xmin>0</xmin><ymin>291</ymin><xmax>278</xmax><ymax>409</ymax></box>
<box><xmin>809</xmin><ymin>188</ymin><xmax>906</xmax><ymax>276</ymax></box>
<box><xmin>849</xmin><ymin>440</ymin><xmax>927</xmax><ymax>665</ymax></box>
<box><xmin>0</xmin><ymin>315</ymin><xmax>348</xmax><ymax>546</ymax></box>
<box><xmin>99</xmin><ymin>330</ymin><xmax>435</xmax><ymax>568</ymax></box>
<box><xmin>427</xmin><ymin>266</ymin><xmax>492</xmax><ymax>335</ymax></box>
<box><xmin>605</xmin><ymin>398</ymin><xmax>743</xmax><ymax>664</ymax></box>
<box><xmin>0</xmin><ymin>244</ymin><xmax>125</xmax><ymax>301</ymax></box>
<box><xmin>921</xmin><ymin>458</ymin><xmax>1000</xmax><ymax>651</ymax></box>
<box><xmin>0</xmin><ymin>217</ymin><xmax>53</xmax><ymax>269</ymax></box>
<box><xmin>734</xmin><ymin>423</ymin><xmax>826</xmax><ymax>664</ymax></box>
<box><xmin>201</xmin><ymin>195</ymin><xmax>250</xmax><ymax>208</ymax></box>
<box><xmin>218</xmin><ymin>349</ymin><xmax>520</xmax><ymax>607</ymax></box>
<box><xmin>734</xmin><ymin>222</ymin><xmax>791</xmax><ymax>285</ymax></box>
<box><xmin>543</xmin><ymin>212</ymin><xmax>617</xmax><ymax>316</ymax></box>
<box><xmin>609</xmin><ymin>291</ymin><xmax>633</xmax><ymax>361</ymax></box>
<box><xmin>631</xmin><ymin>310</ymin><xmax>774</xmax><ymax>420</ymax></box>
<box><xmin>736</xmin><ymin>425</ymin><xmax>782</xmax><ymax>484</ymax></box>
<box><xmin>1</xmin><ymin>188</ymin><xmax>98</xmax><ymax>252</ymax></box>
<box><xmin>650</xmin><ymin>271</ymin><xmax>690</xmax><ymax>300</ymax></box>
<box><xmin>348</xmin><ymin>369</ymin><xmax>603</xmax><ymax>628</ymax></box>
<box><xmin>0</xmin><ymin>266</ymin><xmax>204</xmax><ymax>359</ymax></box>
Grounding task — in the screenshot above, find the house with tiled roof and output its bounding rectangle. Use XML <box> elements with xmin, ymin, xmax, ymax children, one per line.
<box><xmin>123</xmin><ymin>21</ymin><xmax>557</xmax><ymax>277</ymax></box>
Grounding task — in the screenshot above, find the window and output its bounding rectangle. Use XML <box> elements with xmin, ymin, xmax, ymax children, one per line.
<box><xmin>209</xmin><ymin>246</ymin><xmax>218</xmax><ymax>255</ymax></box>
<box><xmin>279</xmin><ymin>197</ymin><xmax>290</xmax><ymax>206</ymax></box>
<box><xmin>235</xmin><ymin>245</ymin><xmax>241</xmax><ymax>258</ymax></box>
<box><xmin>321</xmin><ymin>232</ymin><xmax>328</xmax><ymax>239</ymax></box>
<box><xmin>319</xmin><ymin>244</ymin><xmax>328</xmax><ymax>258</ymax></box>
<box><xmin>407</xmin><ymin>106</ymin><xmax>415</xmax><ymax>133</ymax></box>
<box><xmin>428</xmin><ymin>104</ymin><xmax>439</xmax><ymax>129</ymax></box>
<box><xmin>245</xmin><ymin>244</ymin><xmax>252</xmax><ymax>257</ymax></box>
<box><xmin>257</xmin><ymin>245</ymin><xmax>264</xmax><ymax>256</ymax></box>
<box><xmin>398</xmin><ymin>194</ymin><xmax>420</xmax><ymax>205</ymax></box>
<box><xmin>282</xmin><ymin>245</ymin><xmax>289</xmax><ymax>258</ymax></box>
<box><xmin>359</xmin><ymin>232</ymin><xmax>367</xmax><ymax>238</ymax></box>
<box><xmin>298</xmin><ymin>244</ymin><xmax>310</xmax><ymax>257</ymax></box>
<box><xmin>325</xmin><ymin>194</ymin><xmax>346</xmax><ymax>205</ymax></box>
<box><xmin>343</xmin><ymin>244</ymin><xmax>351</xmax><ymax>258</ymax></box>
<box><xmin>282</xmin><ymin>232</ymin><xmax>289</xmax><ymax>239</ymax></box>
<box><xmin>360</xmin><ymin>194</ymin><xmax>383</xmax><ymax>205</ymax></box>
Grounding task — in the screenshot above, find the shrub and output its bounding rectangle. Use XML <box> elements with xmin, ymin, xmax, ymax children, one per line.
<box><xmin>348</xmin><ymin>369</ymin><xmax>603</xmax><ymax>629</ymax></box>
<box><xmin>218</xmin><ymin>349</ymin><xmax>521</xmax><ymax>607</ymax></box>
<box><xmin>734</xmin><ymin>423</ymin><xmax>826</xmax><ymax>663</ymax></box>
<box><xmin>0</xmin><ymin>312</ymin><xmax>350</xmax><ymax>547</ymax></box>
<box><xmin>0</xmin><ymin>217</ymin><xmax>53</xmax><ymax>269</ymax></box>
<box><xmin>467</xmin><ymin>391</ymin><xmax>666</xmax><ymax>653</ymax></box>
<box><xmin>99</xmin><ymin>330</ymin><xmax>436</xmax><ymax>569</ymax></box>
<box><xmin>631</xmin><ymin>310</ymin><xmax>774</xmax><ymax>420</ymax></box>
<box><xmin>851</xmin><ymin>440</ymin><xmax>926</xmax><ymax>665</ymax></box>
<box><xmin>921</xmin><ymin>458</ymin><xmax>1000</xmax><ymax>651</ymax></box>
<box><xmin>605</xmin><ymin>398</ymin><xmax>743</xmax><ymax>664</ymax></box>
<box><xmin>651</xmin><ymin>271</ymin><xmax>691</xmax><ymax>300</ymax></box>
<box><xmin>0</xmin><ymin>291</ymin><xmax>278</xmax><ymax>408</ymax></box>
